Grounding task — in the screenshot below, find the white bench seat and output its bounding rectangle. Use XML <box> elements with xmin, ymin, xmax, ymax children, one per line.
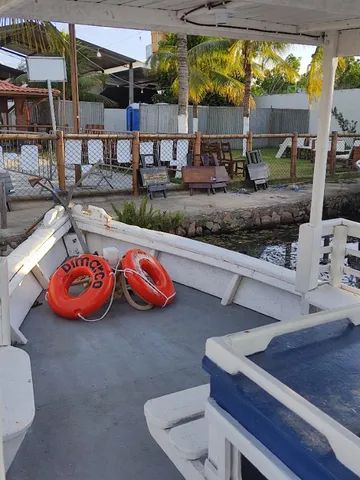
<box><xmin>169</xmin><ymin>417</ymin><xmax>207</xmax><ymax>460</ymax></box>
<box><xmin>0</xmin><ymin>346</ymin><xmax>35</xmax><ymax>471</ymax></box>
<box><xmin>144</xmin><ymin>384</ymin><xmax>209</xmax><ymax>429</ymax></box>
<box><xmin>145</xmin><ymin>384</ymin><xmax>209</xmax><ymax>480</ymax></box>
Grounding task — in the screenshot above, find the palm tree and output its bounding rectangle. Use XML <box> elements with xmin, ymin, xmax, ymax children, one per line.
<box><xmin>177</xmin><ymin>33</ymin><xmax>189</xmax><ymax>133</ymax></box>
<box><xmin>0</xmin><ymin>20</ymin><xmax>116</xmax><ymax>106</ymax></box>
<box><xmin>149</xmin><ymin>35</ymin><xmax>245</xmax><ymax>133</ymax></box>
<box><xmin>192</xmin><ymin>39</ymin><xmax>299</xmax><ymax>152</ymax></box>
<box><xmin>305</xmin><ymin>47</ymin><xmax>346</xmax><ymax>104</ymax></box>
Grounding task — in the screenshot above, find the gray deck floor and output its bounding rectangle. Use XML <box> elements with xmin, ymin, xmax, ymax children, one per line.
<box><xmin>8</xmin><ymin>284</ymin><xmax>275</xmax><ymax>480</ymax></box>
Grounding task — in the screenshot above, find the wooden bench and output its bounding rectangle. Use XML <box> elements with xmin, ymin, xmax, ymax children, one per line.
<box><xmin>182</xmin><ymin>160</ymin><xmax>229</xmax><ymax>195</ymax></box>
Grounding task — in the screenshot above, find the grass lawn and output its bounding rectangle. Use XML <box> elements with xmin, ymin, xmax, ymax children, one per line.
<box><xmin>234</xmin><ymin>147</ymin><xmax>314</xmax><ymax>181</ymax></box>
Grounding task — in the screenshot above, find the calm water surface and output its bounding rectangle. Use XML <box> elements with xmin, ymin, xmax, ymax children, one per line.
<box><xmin>200</xmin><ymin>225</ymin><xmax>300</xmax><ymax>269</ymax></box>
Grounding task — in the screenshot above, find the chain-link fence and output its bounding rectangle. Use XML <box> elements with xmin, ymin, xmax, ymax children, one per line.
<box><xmin>139</xmin><ymin>134</ymin><xmax>195</xmax><ymax>182</ymax></box>
<box><xmin>0</xmin><ymin>133</ymin><xmax>57</xmax><ymax>197</ymax></box>
<box><xmin>63</xmin><ymin>134</ymin><xmax>134</xmax><ymax>194</ymax></box>
<box><xmin>2</xmin><ymin>130</ymin><xmax>360</xmax><ymax>199</ymax></box>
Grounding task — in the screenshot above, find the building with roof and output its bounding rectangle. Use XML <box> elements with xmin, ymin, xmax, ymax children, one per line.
<box><xmin>0</xmin><ymin>80</ymin><xmax>60</xmax><ymax>129</ymax></box>
<box><xmin>0</xmin><ymin>24</ymin><xmax>139</xmax><ymax>107</ymax></box>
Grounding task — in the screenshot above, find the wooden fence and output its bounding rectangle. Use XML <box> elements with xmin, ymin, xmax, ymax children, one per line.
<box><xmin>1</xmin><ymin>130</ymin><xmax>359</xmax><ymax>199</ymax></box>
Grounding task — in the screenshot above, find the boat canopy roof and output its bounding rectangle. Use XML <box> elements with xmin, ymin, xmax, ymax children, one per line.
<box><xmin>2</xmin><ymin>0</ymin><xmax>360</xmax><ymax>54</ymax></box>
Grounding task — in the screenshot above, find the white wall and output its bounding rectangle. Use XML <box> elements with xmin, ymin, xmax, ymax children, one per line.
<box><xmin>104</xmin><ymin>109</ymin><xmax>127</xmax><ymax>132</ymax></box>
<box><xmin>256</xmin><ymin>92</ymin><xmax>309</xmax><ymax>110</ymax></box>
<box><xmin>256</xmin><ymin>89</ymin><xmax>360</xmax><ymax>134</ymax></box>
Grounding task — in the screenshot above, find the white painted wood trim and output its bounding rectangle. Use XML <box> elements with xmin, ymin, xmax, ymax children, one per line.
<box><xmin>309</xmin><ymin>32</ymin><xmax>339</xmax><ymax>227</ymax></box>
<box><xmin>341</xmin><ymin>284</ymin><xmax>360</xmax><ymax>297</ymax></box>
<box><xmin>206</xmin><ymin>303</ymin><xmax>360</xmax><ymax>359</ymax></box>
<box><xmin>0</xmin><ymin>258</ymin><xmax>11</xmax><ymax>347</ymax></box>
<box><xmin>206</xmin><ymin>305</ymin><xmax>360</xmax><ymax>477</ymax></box>
<box><xmin>221</xmin><ymin>274</ymin><xmax>242</xmax><ymax>306</ymax></box>
<box><xmin>345</xmin><ymin>248</ymin><xmax>360</xmax><ymax>259</ymax></box>
<box><xmin>206</xmin><ymin>399</ymin><xmax>300</xmax><ymax>480</ymax></box>
<box><xmin>330</xmin><ymin>225</ymin><xmax>348</xmax><ymax>287</ymax></box>
<box><xmin>6</xmin><ymin>0</ymin><xmax>322</xmax><ymax>46</ymax></box>
<box><xmin>146</xmin><ymin>422</ymin><xmax>205</xmax><ymax>480</ymax></box>
<box><xmin>0</xmin><ymin>396</ymin><xmax>5</xmax><ymax>480</ymax></box>
<box><xmin>74</xmin><ymin>213</ymin><xmax>297</xmax><ymax>294</ymax></box>
<box><xmin>343</xmin><ymin>266</ymin><xmax>360</xmax><ymax>278</ymax></box>
<box><xmin>9</xmin><ymin>221</ymin><xmax>70</xmax><ymax>296</ymax></box>
<box><xmin>319</xmin><ymin>264</ymin><xmax>330</xmax><ymax>273</ymax></box>
<box><xmin>206</xmin><ymin>345</ymin><xmax>360</xmax><ymax>477</ymax></box>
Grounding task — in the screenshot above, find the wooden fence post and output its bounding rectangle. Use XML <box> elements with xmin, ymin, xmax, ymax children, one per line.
<box><xmin>194</xmin><ymin>131</ymin><xmax>202</xmax><ymax>166</ymax></box>
<box><xmin>132</xmin><ymin>131</ymin><xmax>140</xmax><ymax>196</ymax></box>
<box><xmin>56</xmin><ymin>131</ymin><xmax>66</xmax><ymax>191</ymax></box>
<box><xmin>246</xmin><ymin>131</ymin><xmax>253</xmax><ymax>154</ymax></box>
<box><xmin>290</xmin><ymin>132</ymin><xmax>298</xmax><ymax>181</ymax></box>
<box><xmin>329</xmin><ymin>130</ymin><xmax>337</xmax><ymax>176</ymax></box>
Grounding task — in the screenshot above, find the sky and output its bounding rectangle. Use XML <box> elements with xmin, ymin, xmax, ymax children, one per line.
<box><xmin>0</xmin><ymin>24</ymin><xmax>316</xmax><ymax>73</ymax></box>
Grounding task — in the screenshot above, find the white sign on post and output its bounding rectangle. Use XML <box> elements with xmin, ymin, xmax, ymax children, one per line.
<box><xmin>26</xmin><ymin>56</ymin><xmax>67</xmax><ymax>133</ymax></box>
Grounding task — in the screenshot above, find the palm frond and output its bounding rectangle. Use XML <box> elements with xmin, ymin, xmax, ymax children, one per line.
<box><xmin>306</xmin><ymin>47</ymin><xmax>323</xmax><ymax>104</ymax></box>
<box><xmin>0</xmin><ymin>19</ymin><xmax>67</xmax><ymax>55</ymax></box>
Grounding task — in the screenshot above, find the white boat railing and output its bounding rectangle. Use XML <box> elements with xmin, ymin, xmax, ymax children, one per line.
<box><xmin>296</xmin><ymin>218</ymin><xmax>360</xmax><ymax>295</ymax></box>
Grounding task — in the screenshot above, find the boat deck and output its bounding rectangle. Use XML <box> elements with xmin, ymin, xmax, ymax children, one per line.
<box><xmin>8</xmin><ymin>284</ymin><xmax>275</xmax><ymax>480</ymax></box>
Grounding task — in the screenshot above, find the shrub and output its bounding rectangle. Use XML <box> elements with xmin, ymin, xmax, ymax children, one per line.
<box><xmin>332</xmin><ymin>107</ymin><xmax>358</xmax><ymax>133</ymax></box>
<box><xmin>112</xmin><ymin>197</ymin><xmax>184</xmax><ymax>233</ymax></box>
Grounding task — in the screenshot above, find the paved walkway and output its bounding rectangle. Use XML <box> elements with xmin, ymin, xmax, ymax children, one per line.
<box><xmin>3</xmin><ymin>179</ymin><xmax>360</xmax><ymax>246</ymax></box>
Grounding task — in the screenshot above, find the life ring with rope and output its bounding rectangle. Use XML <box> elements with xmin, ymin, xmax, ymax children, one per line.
<box><xmin>47</xmin><ymin>254</ymin><xmax>115</xmax><ymax>319</ymax></box>
<box><xmin>121</xmin><ymin>249</ymin><xmax>175</xmax><ymax>307</ymax></box>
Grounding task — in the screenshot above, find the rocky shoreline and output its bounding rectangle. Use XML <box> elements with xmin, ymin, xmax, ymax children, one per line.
<box><xmin>174</xmin><ymin>191</ymin><xmax>360</xmax><ymax>237</ymax></box>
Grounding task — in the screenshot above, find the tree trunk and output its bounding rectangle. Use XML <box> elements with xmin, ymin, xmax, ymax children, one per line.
<box><xmin>177</xmin><ymin>33</ymin><xmax>189</xmax><ymax>133</ymax></box>
<box><xmin>192</xmin><ymin>103</ymin><xmax>199</xmax><ymax>132</ymax></box>
<box><xmin>242</xmin><ymin>42</ymin><xmax>252</xmax><ymax>154</ymax></box>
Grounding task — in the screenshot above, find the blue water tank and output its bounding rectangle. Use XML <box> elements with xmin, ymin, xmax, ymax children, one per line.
<box><xmin>126</xmin><ymin>103</ymin><xmax>140</xmax><ymax>131</ymax></box>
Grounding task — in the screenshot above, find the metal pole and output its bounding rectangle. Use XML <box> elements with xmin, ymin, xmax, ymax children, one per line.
<box><xmin>69</xmin><ymin>23</ymin><xmax>80</xmax><ymax>133</ymax></box>
<box><xmin>129</xmin><ymin>62</ymin><xmax>134</xmax><ymax>105</ymax></box>
<box><xmin>309</xmin><ymin>32</ymin><xmax>339</xmax><ymax>227</ymax></box>
<box><xmin>47</xmin><ymin>79</ymin><xmax>57</xmax><ymax>133</ymax></box>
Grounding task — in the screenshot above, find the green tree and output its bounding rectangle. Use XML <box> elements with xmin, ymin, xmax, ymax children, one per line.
<box><xmin>254</xmin><ymin>54</ymin><xmax>301</xmax><ymax>95</ymax></box>
<box><xmin>148</xmin><ymin>34</ymin><xmax>245</xmax><ymax>132</ymax></box>
<box><xmin>335</xmin><ymin>57</ymin><xmax>360</xmax><ymax>89</ymax></box>
<box><xmin>191</xmin><ymin>39</ymin><xmax>298</xmax><ymax>152</ymax></box>
<box><xmin>0</xmin><ymin>20</ymin><xmax>115</xmax><ymax>106</ymax></box>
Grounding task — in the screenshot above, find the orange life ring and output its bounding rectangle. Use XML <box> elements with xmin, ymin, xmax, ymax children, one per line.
<box><xmin>47</xmin><ymin>254</ymin><xmax>114</xmax><ymax>320</ymax></box>
<box><xmin>121</xmin><ymin>249</ymin><xmax>175</xmax><ymax>307</ymax></box>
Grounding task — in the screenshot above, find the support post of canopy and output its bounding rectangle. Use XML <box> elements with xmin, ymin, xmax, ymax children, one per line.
<box><xmin>296</xmin><ymin>32</ymin><xmax>339</xmax><ymax>295</ymax></box>
<box><xmin>309</xmin><ymin>32</ymin><xmax>339</xmax><ymax>227</ymax></box>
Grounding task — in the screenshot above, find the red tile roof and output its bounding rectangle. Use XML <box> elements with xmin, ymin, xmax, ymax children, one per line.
<box><xmin>0</xmin><ymin>80</ymin><xmax>60</xmax><ymax>97</ymax></box>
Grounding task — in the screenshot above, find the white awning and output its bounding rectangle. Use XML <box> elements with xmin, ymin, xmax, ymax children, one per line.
<box><xmin>2</xmin><ymin>0</ymin><xmax>360</xmax><ymax>52</ymax></box>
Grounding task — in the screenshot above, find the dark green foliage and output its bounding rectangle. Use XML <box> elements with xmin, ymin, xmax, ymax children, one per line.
<box><xmin>332</xmin><ymin>107</ymin><xmax>358</xmax><ymax>133</ymax></box>
<box><xmin>253</xmin><ymin>54</ymin><xmax>301</xmax><ymax>95</ymax></box>
<box><xmin>335</xmin><ymin>57</ymin><xmax>360</xmax><ymax>90</ymax></box>
<box><xmin>112</xmin><ymin>198</ymin><xmax>184</xmax><ymax>233</ymax></box>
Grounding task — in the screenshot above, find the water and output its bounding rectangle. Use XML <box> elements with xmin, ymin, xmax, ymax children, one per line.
<box><xmin>200</xmin><ymin>225</ymin><xmax>300</xmax><ymax>270</ymax></box>
<box><xmin>200</xmin><ymin>225</ymin><xmax>360</xmax><ymax>287</ymax></box>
